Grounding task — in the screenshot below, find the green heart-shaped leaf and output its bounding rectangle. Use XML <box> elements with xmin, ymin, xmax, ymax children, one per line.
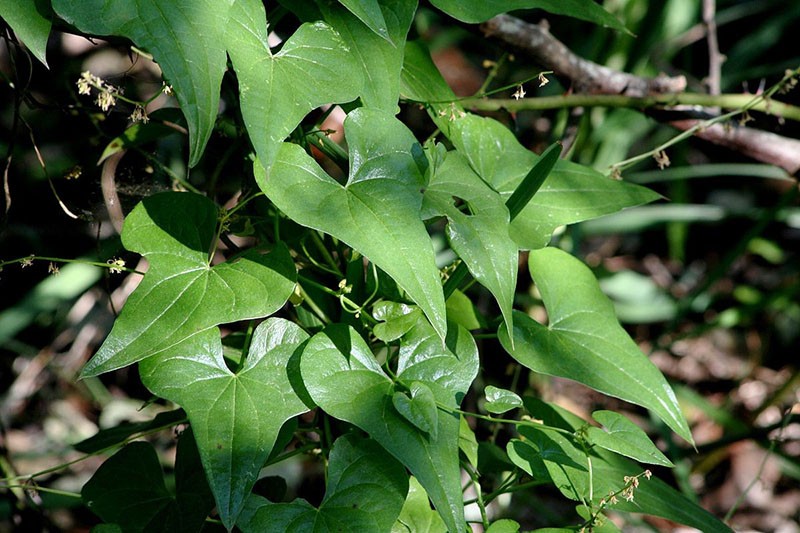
<box><xmin>237</xmin><ymin>434</ymin><xmax>408</xmax><ymax>533</ymax></box>
<box><xmin>299</xmin><ymin>315</ymin><xmax>477</xmax><ymax>532</ymax></box>
<box><xmin>227</xmin><ymin>0</ymin><xmax>364</xmax><ymax>168</ymax></box>
<box><xmin>392</xmin><ymin>382</ymin><xmax>439</xmax><ymax>438</ymax></box>
<box><xmin>259</xmin><ymin>107</ymin><xmax>447</xmax><ymax>339</ymax></box>
<box><xmin>422</xmin><ymin>150</ymin><xmax>517</xmax><ymax>339</ymax></box>
<box><xmin>484</xmin><ymin>386</ymin><xmax>523</xmax><ymax>414</ymax></box>
<box><xmin>82</xmin><ymin>192</ymin><xmax>296</xmax><ymax>377</ymax></box>
<box><xmin>499</xmin><ymin>247</ymin><xmax>693</xmax><ymax>444</ymax></box>
<box><xmin>319</xmin><ymin>0</ymin><xmax>416</xmax><ymax>111</ymax></box>
<box><xmin>139</xmin><ymin>318</ymin><xmax>311</xmax><ymax>529</ymax></box>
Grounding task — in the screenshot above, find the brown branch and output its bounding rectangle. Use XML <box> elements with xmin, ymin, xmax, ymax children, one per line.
<box><xmin>480</xmin><ymin>14</ymin><xmax>800</xmax><ymax>176</ymax></box>
<box><xmin>668</xmin><ymin>119</ymin><xmax>800</xmax><ymax>175</ymax></box>
<box><xmin>481</xmin><ymin>14</ymin><xmax>686</xmax><ymax>96</ymax></box>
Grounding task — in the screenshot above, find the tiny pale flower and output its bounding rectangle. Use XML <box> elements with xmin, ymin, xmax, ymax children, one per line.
<box><xmin>512</xmin><ymin>84</ymin><xmax>526</xmax><ymax>100</ymax></box>
<box><xmin>129</xmin><ymin>105</ymin><xmax>149</xmax><ymax>123</ymax></box>
<box><xmin>48</xmin><ymin>262</ymin><xmax>60</xmax><ymax>276</ymax></box>
<box><xmin>107</xmin><ymin>258</ymin><xmax>126</xmax><ymax>274</ymax></box>
<box><xmin>21</xmin><ymin>255</ymin><xmax>34</xmax><ymax>268</ymax></box>
<box><xmin>538</xmin><ymin>72</ymin><xmax>550</xmax><ymax>87</ymax></box>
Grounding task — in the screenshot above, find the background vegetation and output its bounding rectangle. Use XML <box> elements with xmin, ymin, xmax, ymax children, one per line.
<box><xmin>1</xmin><ymin>0</ymin><xmax>798</xmax><ymax>531</ymax></box>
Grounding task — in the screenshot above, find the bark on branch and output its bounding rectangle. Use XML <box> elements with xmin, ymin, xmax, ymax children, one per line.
<box><xmin>480</xmin><ymin>14</ymin><xmax>800</xmax><ymax>175</ymax></box>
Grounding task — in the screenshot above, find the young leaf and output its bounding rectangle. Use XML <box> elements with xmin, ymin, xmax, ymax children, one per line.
<box><xmin>499</xmin><ymin>247</ymin><xmax>693</xmax><ymax>444</ymax></box>
<box><xmin>429</xmin><ymin>0</ymin><xmax>627</xmax><ymax>32</ymax></box>
<box><xmin>82</xmin><ymin>192</ymin><xmax>297</xmax><ymax>377</ymax></box>
<box><xmin>448</xmin><ymin>115</ymin><xmax>661</xmax><ymax>249</ymax></box>
<box><xmin>373</xmin><ymin>301</ymin><xmax>424</xmax><ymax>342</ymax></box>
<box><xmin>237</xmin><ymin>434</ymin><xmax>409</xmax><ymax>533</ymax></box>
<box><xmin>484</xmin><ymin>386</ymin><xmax>523</xmax><ymax>414</ymax></box>
<box><xmin>258</xmin><ymin>108</ymin><xmax>447</xmax><ymax>340</ymax></box>
<box><xmin>0</xmin><ymin>0</ymin><xmax>52</xmax><ymax>67</ymax></box>
<box><xmin>587</xmin><ymin>410</ymin><xmax>673</xmax><ymax>467</ymax></box>
<box><xmin>422</xmin><ymin>150</ymin><xmax>518</xmax><ymax>341</ymax></box>
<box><xmin>393</xmin><ymin>382</ymin><xmax>439</xmax><ymax>438</ymax></box>
<box><xmin>138</xmin><ymin>319</ymin><xmax>311</xmax><ymax>530</ymax></box>
<box><xmin>391</xmin><ymin>476</ymin><xmax>447</xmax><ymax>533</ymax></box>
<box><xmin>299</xmin><ymin>317</ymin><xmax>478</xmax><ymax>532</ymax></box>
<box><xmin>319</xmin><ymin>0</ymin><xmax>416</xmax><ymax>111</ymax></box>
<box><xmin>227</xmin><ymin>0</ymin><xmax>363</xmax><ymax>168</ymax></box>
<box><xmin>82</xmin><ymin>432</ymin><xmax>214</xmax><ymax>533</ymax></box>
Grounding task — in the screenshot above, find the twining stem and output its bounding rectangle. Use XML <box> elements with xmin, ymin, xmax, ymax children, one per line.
<box><xmin>457</xmin><ymin>91</ymin><xmax>800</xmax><ymax>122</ymax></box>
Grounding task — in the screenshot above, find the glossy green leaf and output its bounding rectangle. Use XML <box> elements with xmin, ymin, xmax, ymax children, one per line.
<box><xmin>227</xmin><ymin>0</ymin><xmax>363</xmax><ymax>168</ymax></box>
<box><xmin>499</xmin><ymin>247</ymin><xmax>693</xmax><ymax>443</ymax></box>
<box><xmin>587</xmin><ymin>410</ymin><xmax>673</xmax><ymax>467</ymax></box>
<box><xmin>237</xmin><ymin>434</ymin><xmax>408</xmax><ymax>533</ymax></box>
<box><xmin>391</xmin><ymin>476</ymin><xmax>447</xmax><ymax>533</ymax></box>
<box><xmin>422</xmin><ymin>150</ymin><xmax>517</xmax><ymax>340</ymax></box>
<box><xmin>82</xmin><ymin>192</ymin><xmax>297</xmax><ymax>377</ymax></box>
<box><xmin>449</xmin><ymin>115</ymin><xmax>660</xmax><ymax>249</ymax></box>
<box><xmin>320</xmin><ymin>0</ymin><xmax>416</xmax><ymax>111</ymax></box>
<box><xmin>429</xmin><ymin>0</ymin><xmax>627</xmax><ymax>32</ymax></box>
<box><xmin>82</xmin><ymin>432</ymin><xmax>214</xmax><ymax>533</ymax></box>
<box><xmin>138</xmin><ymin>318</ymin><xmax>311</xmax><ymax>529</ymax></box>
<box><xmin>259</xmin><ymin>108</ymin><xmax>446</xmax><ymax>340</ymax></box>
<box><xmin>373</xmin><ymin>301</ymin><xmax>423</xmax><ymax>342</ymax></box>
<box><xmin>337</xmin><ymin>0</ymin><xmax>390</xmax><ymax>41</ymax></box>
<box><xmin>53</xmin><ymin>0</ymin><xmax>361</xmax><ymax>167</ymax></box>
<box><xmin>300</xmin><ymin>317</ymin><xmax>478</xmax><ymax>532</ymax></box>
<box><xmin>393</xmin><ymin>382</ymin><xmax>439</xmax><ymax>438</ymax></box>
<box><xmin>484</xmin><ymin>386</ymin><xmax>523</xmax><ymax>414</ymax></box>
<box><xmin>0</xmin><ymin>0</ymin><xmax>51</xmax><ymax>66</ymax></box>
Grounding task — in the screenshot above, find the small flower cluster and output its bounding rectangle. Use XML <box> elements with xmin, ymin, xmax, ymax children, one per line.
<box><xmin>107</xmin><ymin>257</ymin><xmax>126</xmax><ymax>274</ymax></box>
<box><xmin>76</xmin><ymin>71</ymin><xmax>121</xmax><ymax>112</ymax></box>
<box><xmin>76</xmin><ymin>71</ymin><xmax>151</xmax><ymax>123</ymax></box>
<box><xmin>599</xmin><ymin>469</ymin><xmax>652</xmax><ymax>507</ymax></box>
<box><xmin>438</xmin><ymin>102</ymin><xmax>466</xmax><ymax>122</ymax></box>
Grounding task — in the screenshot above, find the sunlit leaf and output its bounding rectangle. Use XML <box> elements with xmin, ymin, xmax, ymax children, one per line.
<box><xmin>82</xmin><ymin>192</ymin><xmax>296</xmax><ymax>377</ymax></box>
<box><xmin>258</xmin><ymin>108</ymin><xmax>446</xmax><ymax>339</ymax></box>
<box><xmin>320</xmin><ymin>0</ymin><xmax>416</xmax><ymax>111</ymax></box>
<box><xmin>499</xmin><ymin>247</ymin><xmax>693</xmax><ymax>443</ymax></box>
<box><xmin>139</xmin><ymin>319</ymin><xmax>311</xmax><ymax>529</ymax></box>
<box><xmin>300</xmin><ymin>315</ymin><xmax>477</xmax><ymax>532</ymax></box>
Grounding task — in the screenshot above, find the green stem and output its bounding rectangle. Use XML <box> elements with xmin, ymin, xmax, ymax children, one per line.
<box><xmin>456</xmin><ymin>91</ymin><xmax>800</xmax><ymax>122</ymax></box>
